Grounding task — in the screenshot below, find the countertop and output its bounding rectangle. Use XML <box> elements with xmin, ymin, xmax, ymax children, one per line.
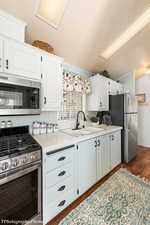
<box><xmin>33</xmin><ymin>125</ymin><xmax>122</xmax><ymax>153</ymax></box>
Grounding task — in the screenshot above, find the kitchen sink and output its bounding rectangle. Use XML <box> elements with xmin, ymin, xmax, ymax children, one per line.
<box><xmin>60</xmin><ymin>126</ymin><xmax>104</xmax><ymax>137</ymax></box>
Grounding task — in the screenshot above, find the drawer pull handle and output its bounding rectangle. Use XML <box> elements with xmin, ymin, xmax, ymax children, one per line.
<box><xmin>58</xmin><ymin>171</ymin><xmax>66</xmax><ymax>176</ymax></box>
<box><xmin>94</xmin><ymin>140</ymin><xmax>97</xmax><ymax>148</ymax></box>
<box><xmin>112</xmin><ymin>135</ymin><xmax>114</xmax><ymax>141</ymax></box>
<box><xmin>58</xmin><ymin>156</ymin><xmax>66</xmax><ymax>161</ymax></box>
<box><xmin>58</xmin><ymin>200</ymin><xmax>66</xmax><ymax>207</ymax></box>
<box><xmin>58</xmin><ymin>185</ymin><xmax>66</xmax><ymax>191</ymax></box>
<box><xmin>44</xmin><ymin>97</ymin><xmax>47</xmax><ymax>104</ymax></box>
<box><xmin>6</xmin><ymin>59</ymin><xmax>9</xmax><ymax>69</ymax></box>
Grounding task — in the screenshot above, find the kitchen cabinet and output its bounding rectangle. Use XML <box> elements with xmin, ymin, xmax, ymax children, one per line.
<box><xmin>41</xmin><ymin>128</ymin><xmax>121</xmax><ymax>224</ymax></box>
<box><xmin>88</xmin><ymin>75</ymin><xmax>109</xmax><ymax>111</ymax></box>
<box><xmin>0</xmin><ymin>39</ymin><xmax>3</xmax><ymax>72</ymax></box>
<box><xmin>97</xmin><ymin>135</ymin><xmax>110</xmax><ymax>181</ymax></box>
<box><xmin>78</xmin><ymin>139</ymin><xmax>97</xmax><ymax>195</ymax></box>
<box><xmin>109</xmin><ymin>131</ymin><xmax>121</xmax><ymax>170</ymax></box>
<box><xmin>3</xmin><ymin>39</ymin><xmax>41</xmax><ymax>80</ymax></box>
<box><xmin>41</xmin><ymin>54</ymin><xmax>63</xmax><ymax>111</ymax></box>
<box><xmin>43</xmin><ymin>145</ymin><xmax>76</xmax><ymax>225</ymax></box>
<box><xmin>108</xmin><ymin>79</ymin><xmax>124</xmax><ymax>95</ymax></box>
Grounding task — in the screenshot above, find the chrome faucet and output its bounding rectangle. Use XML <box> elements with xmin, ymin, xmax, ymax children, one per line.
<box><xmin>73</xmin><ymin>111</ymin><xmax>87</xmax><ymax>130</ymax></box>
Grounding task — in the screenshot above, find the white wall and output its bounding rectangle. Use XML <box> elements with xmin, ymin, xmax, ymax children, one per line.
<box><xmin>0</xmin><ymin>111</ymin><xmax>57</xmax><ymax>129</ymax></box>
<box><xmin>135</xmin><ymin>75</ymin><xmax>150</xmax><ymax>147</ymax></box>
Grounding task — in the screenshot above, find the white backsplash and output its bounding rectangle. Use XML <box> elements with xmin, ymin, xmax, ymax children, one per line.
<box><xmin>0</xmin><ymin>111</ymin><xmax>57</xmax><ymax>128</ymax></box>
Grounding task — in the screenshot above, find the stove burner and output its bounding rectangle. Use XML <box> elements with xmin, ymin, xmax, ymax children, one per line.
<box><xmin>0</xmin><ymin>126</ymin><xmax>41</xmax><ymax>175</ymax></box>
<box><xmin>0</xmin><ymin>132</ymin><xmax>41</xmax><ymax>158</ymax></box>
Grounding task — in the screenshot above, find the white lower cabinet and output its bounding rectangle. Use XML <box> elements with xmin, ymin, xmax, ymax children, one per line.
<box><xmin>97</xmin><ymin>135</ymin><xmax>110</xmax><ymax>181</ymax></box>
<box><xmin>42</xmin><ymin>130</ymin><xmax>121</xmax><ymax>224</ymax></box>
<box><xmin>43</xmin><ymin>145</ymin><xmax>76</xmax><ymax>225</ymax></box>
<box><xmin>77</xmin><ymin>139</ymin><xmax>97</xmax><ymax>196</ymax></box>
<box><xmin>109</xmin><ymin>131</ymin><xmax>121</xmax><ymax>170</ymax></box>
<box><xmin>0</xmin><ymin>39</ymin><xmax>3</xmax><ymax>72</ymax></box>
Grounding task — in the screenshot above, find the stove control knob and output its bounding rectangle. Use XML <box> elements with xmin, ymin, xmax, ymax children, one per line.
<box><xmin>22</xmin><ymin>157</ymin><xmax>28</xmax><ymax>164</ymax></box>
<box><xmin>1</xmin><ymin>162</ymin><xmax>9</xmax><ymax>171</ymax></box>
<box><xmin>31</xmin><ymin>154</ymin><xmax>36</xmax><ymax>161</ymax></box>
<box><xmin>12</xmin><ymin>159</ymin><xmax>19</xmax><ymax>167</ymax></box>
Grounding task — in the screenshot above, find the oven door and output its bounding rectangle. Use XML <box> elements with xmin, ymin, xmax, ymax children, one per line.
<box><xmin>0</xmin><ymin>75</ymin><xmax>41</xmax><ymax>115</ymax></box>
<box><xmin>0</xmin><ymin>163</ymin><xmax>42</xmax><ymax>225</ymax></box>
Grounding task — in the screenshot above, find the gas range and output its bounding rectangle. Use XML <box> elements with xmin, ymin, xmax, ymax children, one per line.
<box><xmin>0</xmin><ymin>126</ymin><xmax>41</xmax><ymax>175</ymax></box>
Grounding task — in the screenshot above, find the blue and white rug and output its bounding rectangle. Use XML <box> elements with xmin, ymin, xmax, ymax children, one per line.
<box><xmin>59</xmin><ymin>169</ymin><xmax>150</xmax><ymax>225</ymax></box>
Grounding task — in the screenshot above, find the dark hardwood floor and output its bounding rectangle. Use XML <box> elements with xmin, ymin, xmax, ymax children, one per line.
<box><xmin>122</xmin><ymin>146</ymin><xmax>150</xmax><ymax>181</ymax></box>
<box><xmin>47</xmin><ymin>146</ymin><xmax>150</xmax><ymax>225</ymax></box>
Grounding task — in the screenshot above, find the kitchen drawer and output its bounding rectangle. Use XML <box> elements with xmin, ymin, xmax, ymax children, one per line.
<box><xmin>46</xmin><ymin>163</ymin><xmax>73</xmax><ymax>188</ymax></box>
<box><xmin>44</xmin><ymin>189</ymin><xmax>75</xmax><ymax>224</ymax></box>
<box><xmin>46</xmin><ymin>148</ymin><xmax>74</xmax><ymax>172</ymax></box>
<box><xmin>46</xmin><ymin>176</ymin><xmax>74</xmax><ymax>204</ymax></box>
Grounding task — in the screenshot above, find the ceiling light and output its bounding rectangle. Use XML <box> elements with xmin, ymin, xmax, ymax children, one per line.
<box><xmin>145</xmin><ymin>65</ymin><xmax>150</xmax><ymax>74</ymax></box>
<box><xmin>101</xmin><ymin>7</ymin><xmax>150</xmax><ymax>59</ymax></box>
<box><xmin>36</xmin><ymin>0</ymin><xmax>69</xmax><ymax>28</ymax></box>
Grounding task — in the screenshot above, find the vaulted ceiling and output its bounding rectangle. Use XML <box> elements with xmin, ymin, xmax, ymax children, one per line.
<box><xmin>0</xmin><ymin>0</ymin><xmax>150</xmax><ymax>78</ymax></box>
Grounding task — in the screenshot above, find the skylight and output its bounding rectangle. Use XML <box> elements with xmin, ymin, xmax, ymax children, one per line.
<box><xmin>36</xmin><ymin>0</ymin><xmax>69</xmax><ymax>29</ymax></box>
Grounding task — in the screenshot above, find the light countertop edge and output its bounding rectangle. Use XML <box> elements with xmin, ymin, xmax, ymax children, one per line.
<box><xmin>33</xmin><ymin>126</ymin><xmax>122</xmax><ymax>154</ymax></box>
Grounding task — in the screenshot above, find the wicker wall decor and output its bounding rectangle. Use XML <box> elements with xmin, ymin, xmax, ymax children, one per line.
<box><xmin>32</xmin><ymin>40</ymin><xmax>56</xmax><ymax>55</ymax></box>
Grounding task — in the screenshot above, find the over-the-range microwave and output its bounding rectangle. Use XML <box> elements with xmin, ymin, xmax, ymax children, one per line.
<box><xmin>0</xmin><ymin>75</ymin><xmax>41</xmax><ymax>115</ymax></box>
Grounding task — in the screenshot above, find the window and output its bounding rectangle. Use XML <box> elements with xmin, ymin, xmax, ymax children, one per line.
<box><xmin>36</xmin><ymin>0</ymin><xmax>69</xmax><ymax>28</ymax></box>
<box><xmin>58</xmin><ymin>92</ymin><xmax>82</xmax><ymax>121</ymax></box>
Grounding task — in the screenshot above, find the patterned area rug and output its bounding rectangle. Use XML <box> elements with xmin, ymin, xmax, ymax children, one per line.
<box><xmin>59</xmin><ymin>169</ymin><xmax>150</xmax><ymax>225</ymax></box>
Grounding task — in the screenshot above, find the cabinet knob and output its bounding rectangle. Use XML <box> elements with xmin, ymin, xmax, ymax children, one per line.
<box><xmin>99</xmin><ymin>102</ymin><xmax>102</xmax><ymax>107</ymax></box>
<box><xmin>94</xmin><ymin>140</ymin><xmax>97</xmax><ymax>148</ymax></box>
<box><xmin>111</xmin><ymin>135</ymin><xmax>114</xmax><ymax>141</ymax></box>
<box><xmin>58</xmin><ymin>200</ymin><xmax>66</xmax><ymax>207</ymax></box>
<box><xmin>58</xmin><ymin>170</ymin><xmax>66</xmax><ymax>176</ymax></box>
<box><xmin>44</xmin><ymin>97</ymin><xmax>47</xmax><ymax>104</ymax></box>
<box><xmin>58</xmin><ymin>156</ymin><xmax>66</xmax><ymax>161</ymax></box>
<box><xmin>6</xmin><ymin>59</ymin><xmax>9</xmax><ymax>69</ymax></box>
<box><xmin>97</xmin><ymin>139</ymin><xmax>100</xmax><ymax>146</ymax></box>
<box><xmin>57</xmin><ymin>185</ymin><xmax>66</xmax><ymax>192</ymax></box>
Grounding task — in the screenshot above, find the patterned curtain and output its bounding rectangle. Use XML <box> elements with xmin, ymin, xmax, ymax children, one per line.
<box><xmin>63</xmin><ymin>70</ymin><xmax>91</xmax><ymax>94</ymax></box>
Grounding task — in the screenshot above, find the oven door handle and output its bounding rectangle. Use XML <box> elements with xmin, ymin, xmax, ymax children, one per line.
<box><xmin>0</xmin><ymin>163</ymin><xmax>41</xmax><ymax>185</ymax></box>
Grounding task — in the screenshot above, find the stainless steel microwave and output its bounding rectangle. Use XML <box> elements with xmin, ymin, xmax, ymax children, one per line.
<box><xmin>0</xmin><ymin>75</ymin><xmax>41</xmax><ymax>115</ymax></box>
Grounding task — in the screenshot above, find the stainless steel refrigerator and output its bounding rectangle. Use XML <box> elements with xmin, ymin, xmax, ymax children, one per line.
<box><xmin>109</xmin><ymin>94</ymin><xmax>138</xmax><ymax>163</ymax></box>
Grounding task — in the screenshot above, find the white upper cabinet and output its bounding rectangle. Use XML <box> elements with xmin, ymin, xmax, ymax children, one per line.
<box><xmin>0</xmin><ymin>9</ymin><xmax>26</xmax><ymax>42</ymax></box>
<box><xmin>88</xmin><ymin>75</ymin><xmax>109</xmax><ymax>111</ymax></box>
<box><xmin>78</xmin><ymin>139</ymin><xmax>97</xmax><ymax>196</ymax></box>
<box><xmin>41</xmin><ymin>54</ymin><xmax>63</xmax><ymax>111</ymax></box>
<box><xmin>109</xmin><ymin>131</ymin><xmax>121</xmax><ymax>170</ymax></box>
<box><xmin>0</xmin><ymin>39</ymin><xmax>3</xmax><ymax>72</ymax></box>
<box><xmin>108</xmin><ymin>79</ymin><xmax>124</xmax><ymax>95</ymax></box>
<box><xmin>3</xmin><ymin>39</ymin><xmax>41</xmax><ymax>80</ymax></box>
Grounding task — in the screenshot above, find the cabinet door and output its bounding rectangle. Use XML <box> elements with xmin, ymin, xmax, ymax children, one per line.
<box><xmin>0</xmin><ymin>39</ymin><xmax>3</xmax><ymax>72</ymax></box>
<box><xmin>110</xmin><ymin>131</ymin><xmax>121</xmax><ymax>170</ymax></box>
<box><xmin>100</xmin><ymin>78</ymin><xmax>109</xmax><ymax>111</ymax></box>
<box><xmin>78</xmin><ymin>139</ymin><xmax>97</xmax><ymax>195</ymax></box>
<box><xmin>97</xmin><ymin>135</ymin><xmax>110</xmax><ymax>181</ymax></box>
<box><xmin>87</xmin><ymin>75</ymin><xmax>109</xmax><ymax>111</ymax></box>
<box><xmin>87</xmin><ymin>76</ymin><xmax>100</xmax><ymax>111</ymax></box>
<box><xmin>41</xmin><ymin>54</ymin><xmax>63</xmax><ymax>111</ymax></box>
<box><xmin>108</xmin><ymin>80</ymin><xmax>117</xmax><ymax>95</ymax></box>
<box><xmin>4</xmin><ymin>39</ymin><xmax>41</xmax><ymax>79</ymax></box>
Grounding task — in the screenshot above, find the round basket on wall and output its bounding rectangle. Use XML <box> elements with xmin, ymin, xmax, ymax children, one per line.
<box><xmin>32</xmin><ymin>40</ymin><xmax>56</xmax><ymax>55</ymax></box>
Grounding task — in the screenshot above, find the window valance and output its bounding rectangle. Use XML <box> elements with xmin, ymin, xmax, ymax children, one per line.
<box><xmin>63</xmin><ymin>70</ymin><xmax>91</xmax><ymax>94</ymax></box>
